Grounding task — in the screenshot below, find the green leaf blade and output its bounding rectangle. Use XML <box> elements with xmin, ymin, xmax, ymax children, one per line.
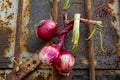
<box><xmin>100</xmin><ymin>32</ymin><xmax>105</xmax><ymax>52</ymax></box>
<box><xmin>63</xmin><ymin>0</ymin><xmax>70</xmax><ymax>9</ymax></box>
<box><xmin>87</xmin><ymin>25</ymin><xmax>97</xmax><ymax>40</ymax></box>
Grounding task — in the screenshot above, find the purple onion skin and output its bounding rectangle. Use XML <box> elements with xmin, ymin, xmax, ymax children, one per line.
<box><xmin>37</xmin><ymin>19</ymin><xmax>58</xmax><ymax>40</ymax></box>
<box><xmin>54</xmin><ymin>50</ymin><xmax>75</xmax><ymax>73</ymax></box>
<box><xmin>39</xmin><ymin>45</ymin><xmax>60</xmax><ymax>66</ymax></box>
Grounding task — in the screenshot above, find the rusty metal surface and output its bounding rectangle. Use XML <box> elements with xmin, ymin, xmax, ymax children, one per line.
<box><xmin>60</xmin><ymin>0</ymin><xmax>120</xmax><ymax>69</ymax></box>
<box><xmin>0</xmin><ymin>70</ymin><xmax>12</xmax><ymax>80</ymax></box>
<box><xmin>1</xmin><ymin>69</ymin><xmax>120</xmax><ymax>80</ymax></box>
<box><xmin>0</xmin><ymin>0</ymin><xmax>18</xmax><ymax>57</ymax></box>
<box><xmin>58</xmin><ymin>70</ymin><xmax>120</xmax><ymax>80</ymax></box>
<box><xmin>0</xmin><ymin>0</ymin><xmax>120</xmax><ymax>79</ymax></box>
<box><xmin>24</xmin><ymin>0</ymin><xmax>120</xmax><ymax>69</ymax></box>
<box><xmin>19</xmin><ymin>0</ymin><xmax>31</xmax><ymax>58</ymax></box>
<box><xmin>0</xmin><ymin>69</ymin><xmax>120</xmax><ymax>80</ymax></box>
<box><xmin>93</xmin><ymin>0</ymin><xmax>120</xmax><ymax>69</ymax></box>
<box><xmin>24</xmin><ymin>0</ymin><xmax>52</xmax><ymax>55</ymax></box>
<box><xmin>0</xmin><ymin>70</ymin><xmax>120</xmax><ymax>80</ymax></box>
<box><xmin>0</xmin><ymin>0</ymin><xmax>119</xmax><ymax>69</ymax></box>
<box><xmin>23</xmin><ymin>70</ymin><xmax>52</xmax><ymax>80</ymax></box>
<box><xmin>0</xmin><ymin>0</ymin><xmax>18</xmax><ymax>68</ymax></box>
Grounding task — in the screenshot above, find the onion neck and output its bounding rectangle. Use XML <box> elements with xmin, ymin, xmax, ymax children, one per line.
<box><xmin>57</xmin><ymin>34</ymin><xmax>66</xmax><ymax>49</ymax></box>
<box><xmin>56</xmin><ymin>24</ymin><xmax>73</xmax><ymax>37</ymax></box>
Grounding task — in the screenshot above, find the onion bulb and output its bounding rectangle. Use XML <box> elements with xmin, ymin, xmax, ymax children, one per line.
<box><xmin>37</xmin><ymin>19</ymin><xmax>58</xmax><ymax>40</ymax></box>
<box><xmin>54</xmin><ymin>49</ymin><xmax>75</xmax><ymax>74</ymax></box>
<box><xmin>39</xmin><ymin>45</ymin><xmax>60</xmax><ymax>66</ymax></box>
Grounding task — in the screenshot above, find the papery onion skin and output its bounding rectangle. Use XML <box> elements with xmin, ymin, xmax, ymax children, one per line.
<box><xmin>54</xmin><ymin>50</ymin><xmax>75</xmax><ymax>73</ymax></box>
<box><xmin>37</xmin><ymin>19</ymin><xmax>58</xmax><ymax>40</ymax></box>
<box><xmin>39</xmin><ymin>45</ymin><xmax>60</xmax><ymax>66</ymax></box>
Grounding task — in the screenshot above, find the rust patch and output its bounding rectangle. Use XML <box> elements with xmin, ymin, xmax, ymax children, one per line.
<box><xmin>108</xmin><ymin>0</ymin><xmax>115</xmax><ymax>5</ymax></box>
<box><xmin>0</xmin><ymin>70</ymin><xmax>6</xmax><ymax>80</ymax></box>
<box><xmin>0</xmin><ymin>20</ymin><xmax>9</xmax><ymax>26</ymax></box>
<box><xmin>23</xmin><ymin>0</ymin><xmax>30</xmax><ymax>18</ymax></box>
<box><xmin>0</xmin><ymin>0</ymin><xmax>12</xmax><ymax>11</ymax></box>
<box><xmin>23</xmin><ymin>70</ymin><xmax>51</xmax><ymax>80</ymax></box>
<box><xmin>111</xmin><ymin>16</ymin><xmax>117</xmax><ymax>22</ymax></box>
<box><xmin>0</xmin><ymin>27</ymin><xmax>13</xmax><ymax>56</ymax></box>
<box><xmin>6</xmin><ymin>0</ymin><xmax>12</xmax><ymax>8</ymax></box>
<box><xmin>0</xmin><ymin>0</ymin><xmax>18</xmax><ymax>58</ymax></box>
<box><xmin>0</xmin><ymin>0</ymin><xmax>6</xmax><ymax>11</ymax></box>
<box><xmin>7</xmin><ymin>13</ymin><xmax>14</xmax><ymax>20</ymax></box>
<box><xmin>107</xmin><ymin>0</ymin><xmax>120</xmax><ymax>56</ymax></box>
<box><xmin>6</xmin><ymin>54</ymin><xmax>40</xmax><ymax>80</ymax></box>
<box><xmin>117</xmin><ymin>42</ymin><xmax>120</xmax><ymax>56</ymax></box>
<box><xmin>33</xmin><ymin>73</ymin><xmax>46</xmax><ymax>80</ymax></box>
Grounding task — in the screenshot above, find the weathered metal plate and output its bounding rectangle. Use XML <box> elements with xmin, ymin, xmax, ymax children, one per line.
<box><xmin>0</xmin><ymin>0</ymin><xmax>120</xmax><ymax>79</ymax></box>
<box><xmin>0</xmin><ymin>0</ymin><xmax>18</xmax><ymax>68</ymax></box>
<box><xmin>0</xmin><ymin>0</ymin><xmax>119</xmax><ymax>69</ymax></box>
<box><xmin>58</xmin><ymin>70</ymin><xmax>120</xmax><ymax>80</ymax></box>
<box><xmin>24</xmin><ymin>0</ymin><xmax>120</xmax><ymax>69</ymax></box>
<box><xmin>1</xmin><ymin>69</ymin><xmax>120</xmax><ymax>80</ymax></box>
<box><xmin>0</xmin><ymin>0</ymin><xmax>18</xmax><ymax>57</ymax></box>
<box><xmin>93</xmin><ymin>0</ymin><xmax>120</xmax><ymax>69</ymax></box>
<box><xmin>23</xmin><ymin>70</ymin><xmax>120</xmax><ymax>80</ymax></box>
<box><xmin>19</xmin><ymin>0</ymin><xmax>52</xmax><ymax>58</ymax></box>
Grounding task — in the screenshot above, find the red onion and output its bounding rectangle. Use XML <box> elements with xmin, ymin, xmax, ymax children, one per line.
<box><xmin>39</xmin><ymin>45</ymin><xmax>60</xmax><ymax>66</ymax></box>
<box><xmin>37</xmin><ymin>19</ymin><xmax>58</xmax><ymax>40</ymax></box>
<box><xmin>38</xmin><ymin>34</ymin><xmax>66</xmax><ymax>66</ymax></box>
<box><xmin>54</xmin><ymin>49</ymin><xmax>75</xmax><ymax>74</ymax></box>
